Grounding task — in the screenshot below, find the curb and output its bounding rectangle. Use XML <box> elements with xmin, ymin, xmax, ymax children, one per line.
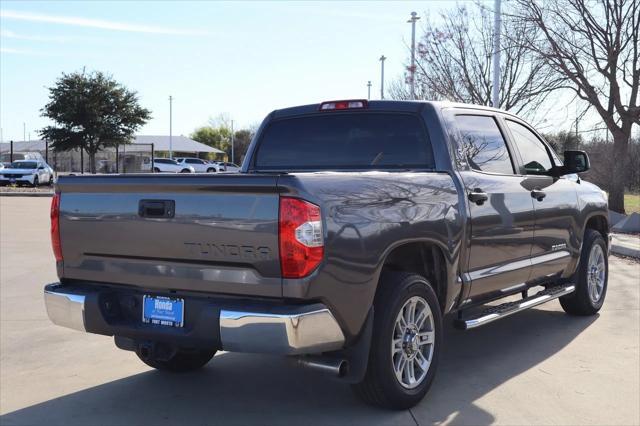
<box><xmin>611</xmin><ymin>243</ymin><xmax>640</xmax><ymax>259</ymax></box>
<box><xmin>0</xmin><ymin>192</ymin><xmax>54</xmax><ymax>197</ymax></box>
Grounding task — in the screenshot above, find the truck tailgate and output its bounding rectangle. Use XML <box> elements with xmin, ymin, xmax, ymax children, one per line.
<box><xmin>57</xmin><ymin>174</ymin><xmax>282</xmax><ymax>297</ymax></box>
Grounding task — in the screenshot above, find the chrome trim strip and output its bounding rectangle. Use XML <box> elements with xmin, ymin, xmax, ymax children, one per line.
<box><xmin>463</xmin><ymin>284</ymin><xmax>575</xmax><ymax>330</ymax></box>
<box><xmin>465</xmin><ymin>250</ymin><xmax>571</xmax><ymax>282</ymax></box>
<box><xmin>220</xmin><ymin>306</ymin><xmax>345</xmax><ymax>355</ymax></box>
<box><xmin>44</xmin><ymin>286</ymin><xmax>86</xmax><ymax>332</ymax></box>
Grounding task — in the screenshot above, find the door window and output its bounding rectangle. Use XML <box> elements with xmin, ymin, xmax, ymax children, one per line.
<box><xmin>506</xmin><ymin>120</ymin><xmax>554</xmax><ymax>175</ymax></box>
<box><xmin>455</xmin><ymin>115</ymin><xmax>514</xmax><ymax>175</ymax></box>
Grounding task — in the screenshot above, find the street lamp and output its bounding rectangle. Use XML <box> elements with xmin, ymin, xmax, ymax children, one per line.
<box><xmin>169</xmin><ymin>95</ymin><xmax>173</xmax><ymax>158</ymax></box>
<box><xmin>379</xmin><ymin>55</ymin><xmax>386</xmax><ymax>99</ymax></box>
<box><xmin>407</xmin><ymin>12</ymin><xmax>420</xmax><ymax>100</ymax></box>
<box><xmin>367</xmin><ymin>81</ymin><xmax>372</xmax><ymax>100</ymax></box>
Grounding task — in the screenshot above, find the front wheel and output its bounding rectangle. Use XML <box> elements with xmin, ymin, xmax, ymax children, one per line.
<box><xmin>560</xmin><ymin>229</ymin><xmax>608</xmax><ymax>316</ymax></box>
<box><xmin>180</xmin><ymin>169</ymin><xmax>191</xmax><ymax>173</ymax></box>
<box><xmin>352</xmin><ymin>271</ymin><xmax>442</xmax><ymax>410</ymax></box>
<box><xmin>137</xmin><ymin>348</ymin><xmax>216</xmax><ymax>372</ymax></box>
<box><xmin>32</xmin><ymin>176</ymin><xmax>39</xmax><ymax>187</ymax></box>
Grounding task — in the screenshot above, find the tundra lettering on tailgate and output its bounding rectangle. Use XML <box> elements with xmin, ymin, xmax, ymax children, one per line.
<box><xmin>184</xmin><ymin>242</ymin><xmax>272</xmax><ymax>260</ymax></box>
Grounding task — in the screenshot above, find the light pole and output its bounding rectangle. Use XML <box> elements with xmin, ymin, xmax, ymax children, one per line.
<box><xmin>379</xmin><ymin>55</ymin><xmax>386</xmax><ymax>99</ymax></box>
<box><xmin>231</xmin><ymin>119</ymin><xmax>235</xmax><ymax>164</ymax></box>
<box><xmin>492</xmin><ymin>0</ymin><xmax>501</xmax><ymax>108</ymax></box>
<box><xmin>23</xmin><ymin>122</ymin><xmax>26</xmax><ymax>142</ymax></box>
<box><xmin>407</xmin><ymin>12</ymin><xmax>420</xmax><ymax>100</ymax></box>
<box><xmin>367</xmin><ymin>81</ymin><xmax>372</xmax><ymax>100</ymax></box>
<box><xmin>169</xmin><ymin>95</ymin><xmax>173</xmax><ymax>158</ymax></box>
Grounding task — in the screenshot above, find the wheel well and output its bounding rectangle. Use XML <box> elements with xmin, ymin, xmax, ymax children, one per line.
<box><xmin>585</xmin><ymin>215</ymin><xmax>608</xmax><ymax>239</ymax></box>
<box><xmin>380</xmin><ymin>242</ymin><xmax>447</xmax><ymax>311</ymax></box>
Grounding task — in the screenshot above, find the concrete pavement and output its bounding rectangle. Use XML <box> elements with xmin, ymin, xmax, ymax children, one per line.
<box><xmin>1</xmin><ymin>197</ymin><xmax>639</xmax><ymax>425</ymax></box>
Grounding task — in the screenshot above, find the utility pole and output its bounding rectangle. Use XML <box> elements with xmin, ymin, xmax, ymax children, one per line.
<box><xmin>367</xmin><ymin>81</ymin><xmax>372</xmax><ymax>100</ymax></box>
<box><xmin>407</xmin><ymin>12</ymin><xmax>420</xmax><ymax>100</ymax></box>
<box><xmin>231</xmin><ymin>119</ymin><xmax>235</xmax><ymax>164</ymax></box>
<box><xmin>169</xmin><ymin>95</ymin><xmax>173</xmax><ymax>158</ymax></box>
<box><xmin>492</xmin><ymin>0</ymin><xmax>501</xmax><ymax>109</ymax></box>
<box><xmin>379</xmin><ymin>55</ymin><xmax>386</xmax><ymax>99</ymax></box>
<box><xmin>23</xmin><ymin>122</ymin><xmax>26</xmax><ymax>142</ymax></box>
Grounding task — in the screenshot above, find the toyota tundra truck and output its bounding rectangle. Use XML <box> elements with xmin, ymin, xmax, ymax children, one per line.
<box><xmin>44</xmin><ymin>100</ymin><xmax>609</xmax><ymax>409</ymax></box>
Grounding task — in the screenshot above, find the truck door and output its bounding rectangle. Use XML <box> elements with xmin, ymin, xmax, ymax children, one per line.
<box><xmin>503</xmin><ymin>119</ymin><xmax>580</xmax><ymax>280</ymax></box>
<box><xmin>454</xmin><ymin>113</ymin><xmax>536</xmax><ymax>302</ymax></box>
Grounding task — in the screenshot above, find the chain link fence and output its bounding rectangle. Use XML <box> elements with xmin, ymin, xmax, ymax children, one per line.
<box><xmin>0</xmin><ymin>141</ymin><xmax>154</xmax><ymax>174</ymax></box>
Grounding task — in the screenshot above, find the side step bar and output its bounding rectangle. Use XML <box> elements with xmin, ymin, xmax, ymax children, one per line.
<box><xmin>455</xmin><ymin>284</ymin><xmax>575</xmax><ymax>330</ymax></box>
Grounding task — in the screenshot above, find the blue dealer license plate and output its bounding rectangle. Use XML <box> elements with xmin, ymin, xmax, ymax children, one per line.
<box><xmin>142</xmin><ymin>295</ymin><xmax>184</xmax><ymax>327</ymax></box>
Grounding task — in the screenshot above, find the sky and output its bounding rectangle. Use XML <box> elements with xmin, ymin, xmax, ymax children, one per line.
<box><xmin>0</xmin><ymin>0</ymin><xmax>612</xmax><ymax>143</ymax></box>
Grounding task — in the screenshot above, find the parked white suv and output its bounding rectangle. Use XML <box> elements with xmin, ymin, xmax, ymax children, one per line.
<box><xmin>153</xmin><ymin>158</ymin><xmax>195</xmax><ymax>173</ymax></box>
<box><xmin>0</xmin><ymin>160</ymin><xmax>55</xmax><ymax>186</ymax></box>
<box><xmin>175</xmin><ymin>158</ymin><xmax>219</xmax><ymax>173</ymax></box>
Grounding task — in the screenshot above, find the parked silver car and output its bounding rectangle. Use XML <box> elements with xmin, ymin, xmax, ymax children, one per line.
<box><xmin>0</xmin><ymin>160</ymin><xmax>55</xmax><ymax>186</ymax></box>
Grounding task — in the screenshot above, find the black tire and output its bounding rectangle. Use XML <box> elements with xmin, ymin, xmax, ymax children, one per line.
<box><xmin>560</xmin><ymin>229</ymin><xmax>608</xmax><ymax>316</ymax></box>
<box><xmin>48</xmin><ymin>175</ymin><xmax>54</xmax><ymax>186</ymax></box>
<box><xmin>137</xmin><ymin>348</ymin><xmax>216</xmax><ymax>372</ymax></box>
<box><xmin>180</xmin><ymin>169</ymin><xmax>191</xmax><ymax>173</ymax></box>
<box><xmin>206</xmin><ymin>168</ymin><xmax>216</xmax><ymax>173</ymax></box>
<box><xmin>352</xmin><ymin>271</ymin><xmax>442</xmax><ymax>410</ymax></box>
<box><xmin>32</xmin><ymin>176</ymin><xmax>39</xmax><ymax>187</ymax></box>
<box><xmin>153</xmin><ymin>167</ymin><xmax>160</xmax><ymax>173</ymax></box>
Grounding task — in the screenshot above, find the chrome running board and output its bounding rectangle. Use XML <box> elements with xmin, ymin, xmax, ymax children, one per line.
<box><xmin>455</xmin><ymin>284</ymin><xmax>575</xmax><ymax>330</ymax></box>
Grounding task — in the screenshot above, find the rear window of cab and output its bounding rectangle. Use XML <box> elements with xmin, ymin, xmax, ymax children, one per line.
<box><xmin>254</xmin><ymin>113</ymin><xmax>434</xmax><ymax>170</ymax></box>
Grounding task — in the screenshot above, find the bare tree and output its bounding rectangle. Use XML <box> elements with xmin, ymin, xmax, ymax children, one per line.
<box><xmin>390</xmin><ymin>4</ymin><xmax>563</xmax><ymax>118</ymax></box>
<box><xmin>511</xmin><ymin>0</ymin><xmax>640</xmax><ymax>213</ymax></box>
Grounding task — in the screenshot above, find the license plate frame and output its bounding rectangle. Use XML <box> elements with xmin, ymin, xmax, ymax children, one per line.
<box><xmin>142</xmin><ymin>295</ymin><xmax>185</xmax><ymax>328</ymax></box>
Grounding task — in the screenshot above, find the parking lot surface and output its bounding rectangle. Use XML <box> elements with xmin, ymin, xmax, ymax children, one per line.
<box><xmin>1</xmin><ymin>197</ymin><xmax>639</xmax><ymax>425</ymax></box>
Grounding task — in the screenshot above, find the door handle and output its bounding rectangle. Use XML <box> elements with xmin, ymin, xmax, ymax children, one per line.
<box><xmin>468</xmin><ymin>189</ymin><xmax>488</xmax><ymax>205</ymax></box>
<box><xmin>531</xmin><ymin>189</ymin><xmax>546</xmax><ymax>201</ymax></box>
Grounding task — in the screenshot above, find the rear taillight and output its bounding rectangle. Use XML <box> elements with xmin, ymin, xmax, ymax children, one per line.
<box><xmin>279</xmin><ymin>197</ymin><xmax>324</xmax><ymax>278</ymax></box>
<box><xmin>50</xmin><ymin>193</ymin><xmax>63</xmax><ymax>262</ymax></box>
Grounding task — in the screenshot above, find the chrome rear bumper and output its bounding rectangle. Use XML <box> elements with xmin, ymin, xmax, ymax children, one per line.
<box><xmin>219</xmin><ymin>308</ymin><xmax>345</xmax><ymax>355</ymax></box>
<box><xmin>44</xmin><ymin>283</ymin><xmax>345</xmax><ymax>355</ymax></box>
<box><xmin>44</xmin><ymin>287</ymin><xmax>86</xmax><ymax>332</ymax></box>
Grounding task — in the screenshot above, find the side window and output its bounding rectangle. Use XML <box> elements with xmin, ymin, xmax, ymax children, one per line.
<box><xmin>455</xmin><ymin>115</ymin><xmax>514</xmax><ymax>175</ymax></box>
<box><xmin>505</xmin><ymin>120</ymin><xmax>553</xmax><ymax>175</ymax></box>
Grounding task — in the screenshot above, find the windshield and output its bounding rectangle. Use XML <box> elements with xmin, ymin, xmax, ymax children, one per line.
<box><xmin>9</xmin><ymin>161</ymin><xmax>37</xmax><ymax>169</ymax></box>
<box><xmin>254</xmin><ymin>112</ymin><xmax>434</xmax><ymax>170</ymax></box>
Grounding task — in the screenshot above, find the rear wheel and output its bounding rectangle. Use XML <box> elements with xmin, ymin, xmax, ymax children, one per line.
<box><xmin>352</xmin><ymin>271</ymin><xmax>442</xmax><ymax>409</ymax></box>
<box><xmin>137</xmin><ymin>348</ymin><xmax>216</xmax><ymax>372</ymax></box>
<box><xmin>560</xmin><ymin>229</ymin><xmax>608</xmax><ymax>316</ymax></box>
<box><xmin>153</xmin><ymin>167</ymin><xmax>160</xmax><ymax>173</ymax></box>
<box><xmin>180</xmin><ymin>169</ymin><xmax>191</xmax><ymax>173</ymax></box>
<box><xmin>48</xmin><ymin>175</ymin><xmax>54</xmax><ymax>185</ymax></box>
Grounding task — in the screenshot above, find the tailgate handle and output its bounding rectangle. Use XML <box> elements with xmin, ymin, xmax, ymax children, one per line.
<box><xmin>139</xmin><ymin>200</ymin><xmax>175</xmax><ymax>218</ymax></box>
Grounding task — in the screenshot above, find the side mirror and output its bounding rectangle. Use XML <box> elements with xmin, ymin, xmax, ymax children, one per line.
<box><xmin>38</xmin><ymin>166</ymin><xmax>45</xmax><ymax>170</ymax></box>
<box><xmin>562</xmin><ymin>150</ymin><xmax>590</xmax><ymax>174</ymax></box>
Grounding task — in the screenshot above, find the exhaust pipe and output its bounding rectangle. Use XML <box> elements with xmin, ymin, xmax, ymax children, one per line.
<box><xmin>296</xmin><ymin>356</ymin><xmax>349</xmax><ymax>378</ymax></box>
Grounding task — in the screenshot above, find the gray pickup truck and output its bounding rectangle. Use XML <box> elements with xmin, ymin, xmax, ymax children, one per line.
<box><xmin>45</xmin><ymin>100</ymin><xmax>609</xmax><ymax>409</ymax></box>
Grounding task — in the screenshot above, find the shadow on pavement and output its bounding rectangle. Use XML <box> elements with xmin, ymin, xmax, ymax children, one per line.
<box><xmin>1</xmin><ymin>309</ymin><xmax>597</xmax><ymax>426</ymax></box>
